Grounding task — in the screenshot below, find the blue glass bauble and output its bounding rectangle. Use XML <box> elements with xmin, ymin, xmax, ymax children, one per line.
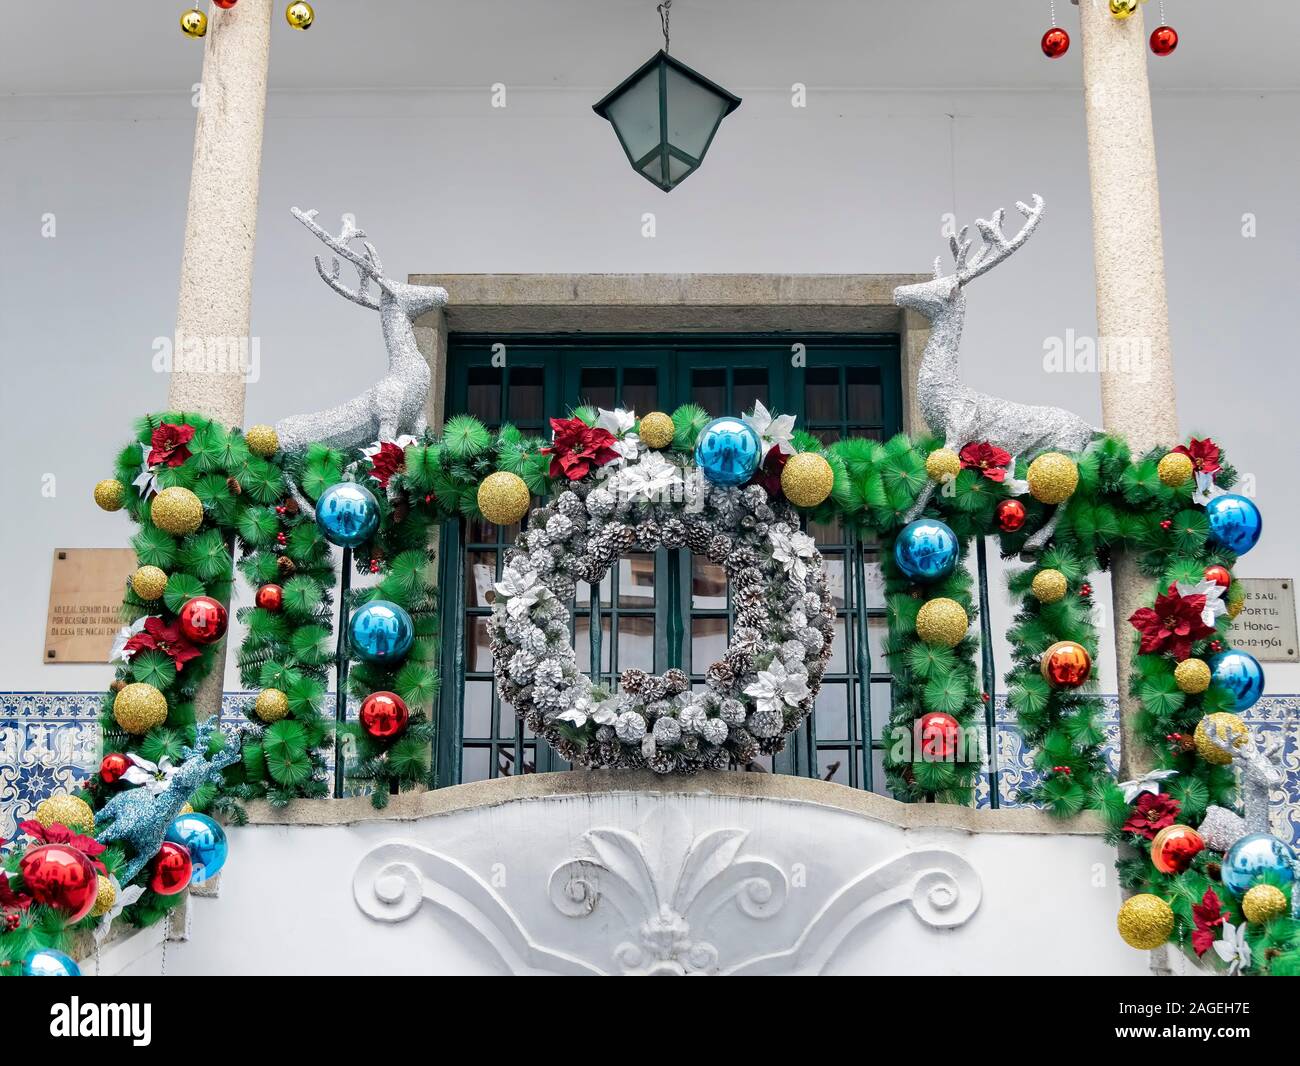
<box><xmin>894</xmin><ymin>519</ymin><xmax>960</xmax><ymax>583</ymax></box>
<box><xmin>694</xmin><ymin>417</ymin><xmax>762</xmax><ymax>487</ymax></box>
<box><xmin>22</xmin><ymin>949</ymin><xmax>80</xmax><ymax>977</ymax></box>
<box><xmin>1209</xmin><ymin>650</ymin><xmax>1265</xmax><ymax>712</ymax></box>
<box><xmin>1205</xmin><ymin>493</ymin><xmax>1262</xmax><ymax>556</ymax></box>
<box><xmin>349</xmin><ymin>599</ymin><xmax>415</xmax><ymax>663</ymax></box>
<box><xmin>165</xmin><ymin>812</ymin><xmax>228</xmax><ymax>884</ymax></box>
<box><xmin>315</xmin><ymin>482</ymin><xmax>381</xmax><ymax>548</ymax></box>
<box><xmin>1221</xmin><ymin>833</ymin><xmax>1296</xmax><ymax>896</ymax></box>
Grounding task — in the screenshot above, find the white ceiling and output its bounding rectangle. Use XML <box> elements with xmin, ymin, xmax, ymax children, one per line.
<box><xmin>3</xmin><ymin>0</ymin><xmax>1299</xmax><ymax>97</ymax></box>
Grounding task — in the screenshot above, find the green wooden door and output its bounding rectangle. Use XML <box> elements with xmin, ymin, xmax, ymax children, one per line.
<box><xmin>437</xmin><ymin>335</ymin><xmax>900</xmax><ymax>792</ymax></box>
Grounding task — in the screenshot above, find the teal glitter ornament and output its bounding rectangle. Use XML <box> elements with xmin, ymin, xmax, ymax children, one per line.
<box><xmin>349</xmin><ymin>599</ymin><xmax>415</xmax><ymax>663</ymax></box>
<box><xmin>1210</xmin><ymin>649</ymin><xmax>1265</xmax><ymax>712</ymax></box>
<box><xmin>1222</xmin><ymin>833</ymin><xmax>1296</xmax><ymax>896</ymax></box>
<box><xmin>22</xmin><ymin>949</ymin><xmax>80</xmax><ymax>977</ymax></box>
<box><xmin>695</xmin><ymin>417</ymin><xmax>762</xmax><ymax>487</ymax></box>
<box><xmin>894</xmin><ymin>518</ymin><xmax>960</xmax><ymax>583</ymax></box>
<box><xmin>315</xmin><ymin>481</ymin><xmax>381</xmax><ymax>548</ymax></box>
<box><xmin>95</xmin><ymin>720</ymin><xmax>240</xmax><ymax>884</ymax></box>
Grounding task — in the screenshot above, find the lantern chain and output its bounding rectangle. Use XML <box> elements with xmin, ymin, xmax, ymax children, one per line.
<box><xmin>658</xmin><ymin>0</ymin><xmax>671</xmax><ymax>52</ymax></box>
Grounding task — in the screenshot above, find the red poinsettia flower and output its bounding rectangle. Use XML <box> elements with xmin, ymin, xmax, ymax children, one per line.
<box><xmin>368</xmin><ymin>441</ymin><xmax>407</xmax><ymax>488</ymax></box>
<box><xmin>17</xmin><ymin>821</ymin><xmax>108</xmax><ymax>874</ymax></box>
<box><xmin>1122</xmin><ymin>792</ymin><xmax>1181</xmax><ymax>840</ymax></box>
<box><xmin>958</xmin><ymin>441</ymin><xmax>1012</xmax><ymax>483</ymax></box>
<box><xmin>541</xmin><ymin>417</ymin><xmax>620</xmax><ymax>482</ymax></box>
<box><xmin>146</xmin><ymin>422</ymin><xmax>195</xmax><ymax>468</ymax></box>
<box><xmin>1128</xmin><ymin>583</ymin><xmax>1217</xmax><ymax>660</ymax></box>
<box><xmin>1172</xmin><ymin>437</ymin><xmax>1221</xmax><ymax>476</ymax></box>
<box><xmin>0</xmin><ymin>872</ymin><xmax>32</xmax><ymax>912</ymax></box>
<box><xmin>123</xmin><ymin>616</ymin><xmax>203</xmax><ymax>672</ymax></box>
<box><xmin>754</xmin><ymin>445</ymin><xmax>789</xmax><ymax>497</ymax></box>
<box><xmin>1192</xmin><ymin>888</ymin><xmax>1230</xmax><ymax>957</ymax></box>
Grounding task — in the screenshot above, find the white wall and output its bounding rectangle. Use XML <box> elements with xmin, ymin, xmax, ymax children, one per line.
<box><xmin>2</xmin><ymin>85</ymin><xmax>1297</xmax><ymax>695</ymax></box>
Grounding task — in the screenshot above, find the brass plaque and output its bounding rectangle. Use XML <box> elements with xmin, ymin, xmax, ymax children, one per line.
<box><xmin>44</xmin><ymin>548</ymin><xmax>136</xmax><ymax>664</ymax></box>
<box><xmin>1228</xmin><ymin>578</ymin><xmax>1299</xmax><ymax>663</ymax></box>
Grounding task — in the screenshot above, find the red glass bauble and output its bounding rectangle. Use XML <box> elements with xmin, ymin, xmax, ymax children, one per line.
<box><xmin>150</xmin><ymin>841</ymin><xmax>193</xmax><ymax>896</ymax></box>
<box><xmin>1149</xmin><ymin>25</ymin><xmax>1178</xmax><ymax>57</ymax></box>
<box><xmin>1203</xmin><ymin>565</ymin><xmax>1232</xmax><ymax>589</ymax></box>
<box><xmin>1041</xmin><ymin>27</ymin><xmax>1070</xmax><ymax>59</ymax></box>
<box><xmin>1041</xmin><ymin>640</ymin><xmax>1092</xmax><ymax>688</ymax></box>
<box><xmin>995</xmin><ymin>498</ymin><xmax>1028</xmax><ymax>533</ymax></box>
<box><xmin>214</xmin><ymin>0</ymin><xmax>239</xmax><ymax>7</ymax></box>
<box><xmin>359</xmin><ymin>691</ymin><xmax>410</xmax><ymax>740</ymax></box>
<box><xmin>178</xmin><ymin>596</ymin><xmax>228</xmax><ymax>644</ymax></box>
<box><xmin>255</xmin><ymin>583</ymin><xmax>284</xmax><ymax>611</ymax></box>
<box><xmin>915</xmin><ymin>711</ymin><xmax>961</xmax><ymax>760</ymax></box>
<box><xmin>100</xmin><ymin>752</ymin><xmax>130</xmax><ymax>784</ymax></box>
<box><xmin>1150</xmin><ymin>824</ymin><xmax>1204</xmax><ymax>874</ymax></box>
<box><xmin>19</xmin><ymin>844</ymin><xmax>98</xmax><ymax>922</ymax></box>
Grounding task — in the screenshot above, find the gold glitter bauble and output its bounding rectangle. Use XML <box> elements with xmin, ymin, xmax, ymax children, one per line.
<box><xmin>1109</xmin><ymin>0</ymin><xmax>1139</xmax><ymax>19</ymax></box>
<box><xmin>113</xmin><ymin>682</ymin><xmax>168</xmax><ymax>734</ymax></box>
<box><xmin>1031</xmin><ymin>568</ymin><xmax>1068</xmax><ymax>603</ymax></box>
<box><xmin>131</xmin><ymin>565</ymin><xmax>169</xmax><ymax>601</ymax></box>
<box><xmin>150</xmin><ymin>486</ymin><xmax>204</xmax><ymax>535</ymax></box>
<box><xmin>781</xmin><ymin>453</ymin><xmax>834</xmax><ymax>508</ymax></box>
<box><xmin>1157</xmin><ymin>452</ymin><xmax>1194</xmax><ymax>487</ymax></box>
<box><xmin>1194</xmin><ymin>712</ymin><xmax>1248</xmax><ymax>765</ymax></box>
<box><xmin>638</xmin><ymin>412</ymin><xmax>675</xmax><ymax>450</ymax></box>
<box><xmin>94</xmin><ymin>479</ymin><xmax>126</xmax><ymax>512</ymax></box>
<box><xmin>285</xmin><ymin>1</ymin><xmax>315</xmax><ymax>29</ymax></box>
<box><xmin>1027</xmin><ymin>452</ymin><xmax>1079</xmax><ymax>505</ymax></box>
<box><xmin>915</xmin><ymin>597</ymin><xmax>969</xmax><ymax>648</ymax></box>
<box><xmin>925</xmin><ymin>448</ymin><xmax>961</xmax><ymax>482</ymax></box>
<box><xmin>180</xmin><ymin>8</ymin><xmax>208</xmax><ymax>38</ymax></box>
<box><xmin>1117</xmin><ymin>894</ymin><xmax>1174</xmax><ymax>950</ymax></box>
<box><xmin>1227</xmin><ymin>588</ymin><xmax>1245</xmax><ymax>620</ymax></box>
<box><xmin>1242</xmin><ymin>884</ymin><xmax>1288</xmax><ymax>924</ymax></box>
<box><xmin>1174</xmin><ymin>658</ymin><xmax>1212</xmax><ymax>695</ymax></box>
<box><xmin>245</xmin><ymin>424</ymin><xmax>279</xmax><ymax>458</ymax></box>
<box><xmin>91</xmin><ymin>875</ymin><xmax>117</xmax><ymax>918</ymax></box>
<box><xmin>35</xmin><ymin>794</ymin><xmax>95</xmax><ymax>833</ymax></box>
<box><xmin>255</xmin><ymin>688</ymin><xmax>289</xmax><ymax>723</ymax></box>
<box><xmin>478</xmin><ymin>472</ymin><xmax>531</xmax><ymax>526</ymax></box>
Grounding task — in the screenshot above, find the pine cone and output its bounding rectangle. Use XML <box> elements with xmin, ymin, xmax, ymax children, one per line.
<box><xmin>706</xmin><ymin>661</ymin><xmax>735</xmax><ymax>689</ymax></box>
<box><xmin>281</xmin><ymin>497</ymin><xmax>301</xmax><ymax>516</ymax></box>
<box><xmin>748</xmin><ymin>705</ymin><xmax>784</xmax><ymax>738</ymax></box>
<box><xmin>706</xmin><ymin>534</ymin><xmax>733</xmax><ymax>563</ymax></box>
<box><xmin>620</xmin><ymin>668</ymin><xmax>649</xmax><ymax>695</ymax></box>
<box><xmin>684</xmin><ymin>522</ymin><xmax>712</xmax><ymax>554</ymax></box>
<box><xmin>226</xmin><ymin>476</ymin><xmax>243</xmax><ymax>496</ymax></box>
<box><xmin>652</xmin><ymin>717</ymin><xmax>682</xmax><ymax>748</ymax></box>
<box><xmin>276</xmin><ymin>555</ymin><xmax>296</xmax><ymax>576</ymax></box>
<box><xmin>635</xmin><ymin>520</ymin><xmax>661</xmax><ymax>550</ymax></box>
<box><xmin>662</xmin><ymin>667</ymin><xmax>689</xmax><ymax>695</ymax></box>
<box><xmin>730</xmin><ymin>727</ymin><xmax>759</xmax><ymax>764</ymax></box>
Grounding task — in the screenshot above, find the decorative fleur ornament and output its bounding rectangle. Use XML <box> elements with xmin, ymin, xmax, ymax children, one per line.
<box><xmin>593</xmin><ymin>1</ymin><xmax>741</xmax><ymax>191</ymax></box>
<box><xmin>119</xmin><ymin>753</ymin><xmax>179</xmax><ymax>795</ymax></box>
<box><xmin>743</xmin><ymin>400</ymin><xmax>797</xmax><ymax>457</ymax></box>
<box><xmin>1213</xmin><ymin>921</ymin><xmax>1252</xmax><ymax>975</ymax></box>
<box><xmin>1117</xmin><ymin>768</ymin><xmax>1177</xmax><ymax>804</ymax></box>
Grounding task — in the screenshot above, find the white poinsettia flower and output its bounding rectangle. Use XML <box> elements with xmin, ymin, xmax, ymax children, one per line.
<box><xmin>619</xmin><ymin>451</ymin><xmax>684</xmax><ymax>502</ymax></box>
<box><xmin>769</xmin><ymin>527</ymin><xmax>818</xmax><ymax>583</ymax></box>
<box><xmin>120</xmin><ymin>753</ymin><xmax>178</xmax><ymax>795</ymax></box>
<box><xmin>743</xmin><ymin>400</ymin><xmax>797</xmax><ymax>456</ymax></box>
<box><xmin>133</xmin><ymin>442</ymin><xmax>159</xmax><ymax>498</ymax></box>
<box><xmin>109</xmin><ymin>617</ymin><xmax>149</xmax><ymax>665</ymax></box>
<box><xmin>494</xmin><ymin>565</ymin><xmax>547</xmax><ymax>620</ymax></box>
<box><xmin>745</xmin><ymin>660</ymin><xmax>810</xmax><ymax>715</ymax></box>
<box><xmin>1117</xmin><ymin>768</ymin><xmax>1178</xmax><ymax>804</ymax></box>
<box><xmin>1213</xmin><ymin>922</ymin><xmax>1252</xmax><ymax>975</ymax></box>
<box><xmin>611</xmin><ymin>433</ymin><xmax>643</xmax><ymax>465</ymax></box>
<box><xmin>1192</xmin><ymin>471</ymin><xmax>1216</xmax><ymax>506</ymax></box>
<box><xmin>94</xmin><ymin>877</ymin><xmax>146</xmax><ymax>944</ymax></box>
<box><xmin>1175</xmin><ymin>578</ymin><xmax>1228</xmax><ymax>628</ymax></box>
<box><xmin>596</xmin><ymin>408</ymin><xmax>637</xmax><ymax>437</ymax></box>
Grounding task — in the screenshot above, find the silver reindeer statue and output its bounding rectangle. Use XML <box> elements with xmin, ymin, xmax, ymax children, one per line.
<box><xmin>893</xmin><ymin>195</ymin><xmax>1099</xmax><ymax>553</ymax></box>
<box><xmin>274</xmin><ymin>209</ymin><xmax>449</xmax><ymax>453</ymax></box>
<box><xmin>1204</xmin><ymin>719</ymin><xmax>1285</xmax><ymax>838</ymax></box>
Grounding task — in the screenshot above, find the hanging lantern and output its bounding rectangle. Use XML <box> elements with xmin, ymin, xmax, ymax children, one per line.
<box><xmin>593</xmin><ymin>1</ymin><xmax>741</xmax><ymax>192</ymax></box>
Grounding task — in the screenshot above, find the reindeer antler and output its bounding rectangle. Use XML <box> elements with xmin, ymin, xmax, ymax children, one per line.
<box><xmin>292</xmin><ymin>207</ymin><xmax>390</xmax><ymax>310</ymax></box>
<box><xmin>948</xmin><ymin>194</ymin><xmax>1045</xmax><ymax>286</ymax></box>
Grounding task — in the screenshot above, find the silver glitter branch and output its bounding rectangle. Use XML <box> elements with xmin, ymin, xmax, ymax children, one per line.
<box><xmin>893</xmin><ymin>195</ymin><xmax>1099</xmax><ymax>554</ymax></box>
<box><xmin>1203</xmin><ymin>720</ymin><xmax>1285</xmax><ymax>837</ymax></box>
<box><xmin>274</xmin><ymin>208</ymin><xmax>449</xmax><ymax>453</ymax></box>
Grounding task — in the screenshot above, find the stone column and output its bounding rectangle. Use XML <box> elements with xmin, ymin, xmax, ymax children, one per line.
<box><xmin>167</xmin><ymin>0</ymin><xmax>273</xmax><ymax>718</ymax></box>
<box><xmin>167</xmin><ymin>0</ymin><xmax>272</xmax><ymax>424</ymax></box>
<box><xmin>1078</xmin><ymin>0</ymin><xmax>1179</xmax><ymax>777</ymax></box>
